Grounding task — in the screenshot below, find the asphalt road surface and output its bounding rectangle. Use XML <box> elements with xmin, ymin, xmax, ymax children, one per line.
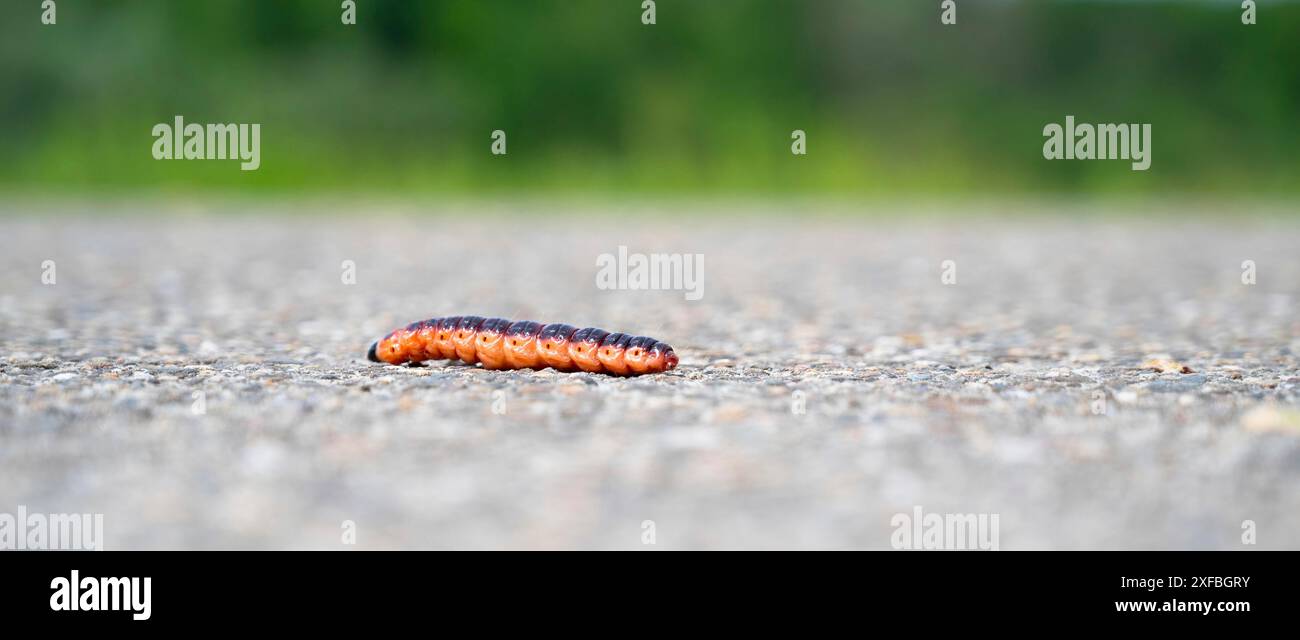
<box><xmin>2</xmin><ymin>202</ymin><xmax>1297</xmax><ymax>549</ymax></box>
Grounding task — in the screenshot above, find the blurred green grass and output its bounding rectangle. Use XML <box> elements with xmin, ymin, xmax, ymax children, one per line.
<box><xmin>1</xmin><ymin>0</ymin><xmax>1297</xmax><ymax>199</ymax></box>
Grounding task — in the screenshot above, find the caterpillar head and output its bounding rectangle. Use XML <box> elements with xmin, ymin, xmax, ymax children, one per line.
<box><xmin>370</xmin><ymin>331</ymin><xmax>409</xmax><ymax>364</ymax></box>
<box><xmin>644</xmin><ymin>341</ymin><xmax>678</xmax><ymax>372</ymax></box>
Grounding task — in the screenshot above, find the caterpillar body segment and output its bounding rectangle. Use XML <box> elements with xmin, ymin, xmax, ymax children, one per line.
<box><xmin>536</xmin><ymin>323</ymin><xmax>579</xmax><ymax>371</ymax></box>
<box><xmin>433</xmin><ymin>317</ymin><xmax>461</xmax><ymax>360</ymax></box>
<box><xmin>567</xmin><ymin>328</ymin><xmax>608</xmax><ymax>373</ymax></box>
<box><xmin>472</xmin><ymin>318</ymin><xmax>512</xmax><ymax>370</ymax></box>
<box><xmin>452</xmin><ymin>316</ymin><xmax>485</xmax><ymax>363</ymax></box>
<box><xmin>368</xmin><ymin>316</ymin><xmax>678</xmax><ymax>376</ymax></box>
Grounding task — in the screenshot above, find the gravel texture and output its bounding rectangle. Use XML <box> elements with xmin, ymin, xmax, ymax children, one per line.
<box><xmin>1</xmin><ymin>203</ymin><xmax>1298</xmax><ymax>549</ymax></box>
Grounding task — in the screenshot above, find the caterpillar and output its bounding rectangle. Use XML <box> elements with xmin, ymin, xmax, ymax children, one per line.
<box><xmin>367</xmin><ymin>316</ymin><xmax>679</xmax><ymax>376</ymax></box>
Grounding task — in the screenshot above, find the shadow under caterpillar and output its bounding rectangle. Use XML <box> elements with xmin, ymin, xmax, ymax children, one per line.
<box><xmin>367</xmin><ymin>316</ymin><xmax>679</xmax><ymax>376</ymax></box>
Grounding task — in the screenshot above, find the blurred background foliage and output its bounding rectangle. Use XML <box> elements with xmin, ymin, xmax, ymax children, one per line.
<box><xmin>0</xmin><ymin>0</ymin><xmax>1296</xmax><ymax>197</ymax></box>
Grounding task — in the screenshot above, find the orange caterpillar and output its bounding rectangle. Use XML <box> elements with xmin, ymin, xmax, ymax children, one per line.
<box><xmin>367</xmin><ymin>316</ymin><xmax>679</xmax><ymax>376</ymax></box>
